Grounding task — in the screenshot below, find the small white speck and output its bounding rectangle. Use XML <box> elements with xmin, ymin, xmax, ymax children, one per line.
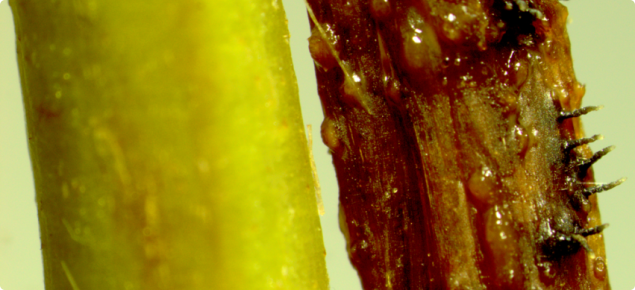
<box><xmin>412</xmin><ymin>36</ymin><xmax>421</xmax><ymax>43</ymax></box>
<box><xmin>448</xmin><ymin>13</ymin><xmax>456</xmax><ymax>22</ymax></box>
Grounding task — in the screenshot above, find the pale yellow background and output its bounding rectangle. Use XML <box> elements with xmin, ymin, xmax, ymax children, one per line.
<box><xmin>1</xmin><ymin>1</ymin><xmax>634</xmax><ymax>290</ymax></box>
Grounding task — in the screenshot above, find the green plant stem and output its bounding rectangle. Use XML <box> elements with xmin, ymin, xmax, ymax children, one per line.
<box><xmin>11</xmin><ymin>0</ymin><xmax>329</xmax><ymax>289</ymax></box>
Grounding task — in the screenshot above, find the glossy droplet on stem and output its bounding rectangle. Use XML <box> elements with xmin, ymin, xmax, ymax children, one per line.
<box><xmin>513</xmin><ymin>58</ymin><xmax>529</xmax><ymax>88</ymax></box>
<box><xmin>500</xmin><ymin>92</ymin><xmax>519</xmax><ymax>116</ymax></box>
<box><xmin>441</xmin><ymin>12</ymin><xmax>461</xmax><ymax>42</ymax></box>
<box><xmin>385</xmin><ymin>78</ymin><xmax>402</xmax><ymax>107</ymax></box>
<box><xmin>339</xmin><ymin>72</ymin><xmax>371</xmax><ymax>113</ymax></box>
<box><xmin>321</xmin><ymin>117</ymin><xmax>341</xmax><ymax>153</ymax></box>
<box><xmin>370</xmin><ymin>0</ymin><xmax>391</xmax><ymax>20</ymax></box>
<box><xmin>377</xmin><ymin>32</ymin><xmax>401</xmax><ymax>107</ymax></box>
<box><xmin>593</xmin><ymin>256</ymin><xmax>606</xmax><ymax>280</ymax></box>
<box><xmin>400</xmin><ymin>8</ymin><xmax>441</xmax><ymax>74</ymax></box>
<box><xmin>308</xmin><ymin>26</ymin><xmax>338</xmax><ymax>70</ymax></box>
<box><xmin>512</xmin><ymin>125</ymin><xmax>529</xmax><ymax>156</ymax></box>
<box><xmin>468</xmin><ymin>166</ymin><xmax>498</xmax><ymax>206</ymax></box>
<box><xmin>528</xmin><ymin>127</ymin><xmax>540</xmax><ymax>150</ymax></box>
<box><xmin>484</xmin><ymin>205</ymin><xmax>523</xmax><ymax>288</ymax></box>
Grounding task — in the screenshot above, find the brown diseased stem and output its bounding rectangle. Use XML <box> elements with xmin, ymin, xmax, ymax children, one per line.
<box><xmin>307</xmin><ymin>0</ymin><xmax>612</xmax><ymax>289</ymax></box>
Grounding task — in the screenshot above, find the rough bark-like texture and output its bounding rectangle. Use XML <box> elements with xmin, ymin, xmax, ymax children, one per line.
<box><xmin>11</xmin><ymin>0</ymin><xmax>329</xmax><ymax>289</ymax></box>
<box><xmin>307</xmin><ymin>0</ymin><xmax>615</xmax><ymax>289</ymax></box>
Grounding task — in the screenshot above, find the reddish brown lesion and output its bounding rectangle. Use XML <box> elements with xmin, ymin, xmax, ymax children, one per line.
<box><xmin>307</xmin><ymin>0</ymin><xmax>610</xmax><ymax>289</ymax></box>
<box><xmin>34</xmin><ymin>103</ymin><xmax>62</xmax><ymax>121</ymax></box>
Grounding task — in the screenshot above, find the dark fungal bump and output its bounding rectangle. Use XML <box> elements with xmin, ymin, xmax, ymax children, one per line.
<box><xmin>538</xmin><ymin>217</ymin><xmax>608</xmax><ymax>258</ymax></box>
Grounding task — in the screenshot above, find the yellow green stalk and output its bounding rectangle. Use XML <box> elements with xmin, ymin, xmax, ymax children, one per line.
<box><xmin>10</xmin><ymin>0</ymin><xmax>329</xmax><ymax>289</ymax></box>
